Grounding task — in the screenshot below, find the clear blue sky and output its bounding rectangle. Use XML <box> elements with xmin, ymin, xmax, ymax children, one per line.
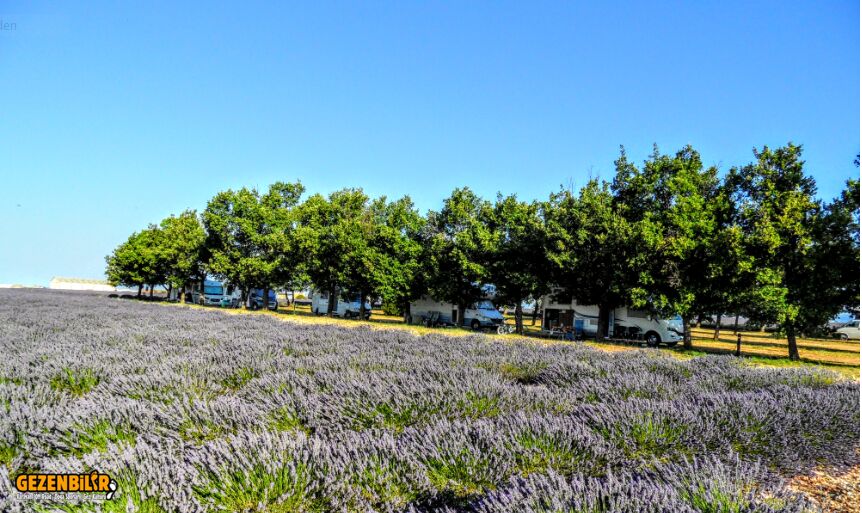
<box><xmin>0</xmin><ymin>1</ymin><xmax>858</xmax><ymax>286</ymax></box>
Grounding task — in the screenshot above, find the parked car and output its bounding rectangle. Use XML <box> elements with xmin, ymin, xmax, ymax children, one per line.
<box><xmin>835</xmin><ymin>320</ymin><xmax>860</xmax><ymax>340</ymax></box>
<box><xmin>249</xmin><ymin>289</ymin><xmax>278</xmax><ymax>311</ymax></box>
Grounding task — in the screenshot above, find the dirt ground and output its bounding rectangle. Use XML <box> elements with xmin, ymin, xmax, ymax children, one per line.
<box><xmin>790</xmin><ymin>466</ymin><xmax>860</xmax><ymax>513</ymax></box>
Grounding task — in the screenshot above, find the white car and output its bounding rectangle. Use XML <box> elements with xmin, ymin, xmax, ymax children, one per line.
<box><xmin>835</xmin><ymin>320</ymin><xmax>860</xmax><ymax>340</ymax></box>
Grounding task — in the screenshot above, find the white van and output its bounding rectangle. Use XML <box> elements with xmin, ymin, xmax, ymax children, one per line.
<box><xmin>542</xmin><ymin>294</ymin><xmax>682</xmax><ymax>347</ymax></box>
<box><xmin>408</xmin><ymin>295</ymin><xmax>505</xmax><ymax>330</ymax></box>
<box><xmin>311</xmin><ymin>290</ymin><xmax>372</xmax><ymax>319</ymax></box>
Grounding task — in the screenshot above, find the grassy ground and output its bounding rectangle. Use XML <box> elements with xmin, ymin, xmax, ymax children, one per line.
<box><xmin>687</xmin><ymin>327</ymin><xmax>858</xmax><ymax>365</ymax></box>
<box><xmin>164</xmin><ymin>301</ymin><xmax>860</xmax><ymax>380</ymax></box>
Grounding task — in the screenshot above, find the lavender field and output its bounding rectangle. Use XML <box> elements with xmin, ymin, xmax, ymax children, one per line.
<box><xmin>0</xmin><ymin>290</ymin><xmax>858</xmax><ymax>512</ymax></box>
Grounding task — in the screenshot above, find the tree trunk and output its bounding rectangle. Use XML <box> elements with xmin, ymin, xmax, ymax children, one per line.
<box><xmin>787</xmin><ymin>325</ymin><xmax>800</xmax><ymax>361</ymax></box>
<box><xmin>515</xmin><ymin>302</ymin><xmax>524</xmax><ymax>335</ymax></box>
<box><xmin>682</xmin><ymin>314</ymin><xmax>693</xmax><ymax>350</ymax></box>
<box><xmin>149</xmin><ymin>285</ymin><xmax>154</xmax><ymax>299</ymax></box>
<box><xmin>167</xmin><ymin>283</ymin><xmax>173</xmax><ymax>301</ymax></box>
<box><xmin>458</xmin><ymin>304</ymin><xmax>467</xmax><ymax>328</ymax></box>
<box><xmin>263</xmin><ymin>286</ymin><xmax>270</xmax><ymax>311</ymax></box>
<box><xmin>359</xmin><ymin>291</ymin><xmax>367</xmax><ymax>320</ymax></box>
<box><xmin>695</xmin><ymin>314</ymin><xmax>704</xmax><ymax>328</ymax></box>
<box><xmin>137</xmin><ymin>284</ymin><xmax>143</xmax><ymax>298</ymax></box>
<box><xmin>733</xmin><ymin>313</ymin><xmax>740</xmax><ymax>334</ymax></box>
<box><xmin>596</xmin><ymin>304</ymin><xmax>610</xmax><ymax>340</ymax></box>
<box><xmin>404</xmin><ymin>303</ymin><xmax>412</xmax><ymax>324</ymax></box>
<box><xmin>713</xmin><ymin>312</ymin><xmax>722</xmax><ymax>340</ymax></box>
<box><xmin>327</xmin><ymin>285</ymin><xmax>337</xmax><ymax>317</ymax></box>
<box><xmin>531</xmin><ymin>298</ymin><xmax>540</xmax><ymax>326</ymax></box>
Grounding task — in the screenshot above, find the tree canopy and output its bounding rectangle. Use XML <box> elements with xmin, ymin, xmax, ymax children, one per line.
<box><xmin>106</xmin><ymin>143</ymin><xmax>859</xmax><ymax>359</ymax></box>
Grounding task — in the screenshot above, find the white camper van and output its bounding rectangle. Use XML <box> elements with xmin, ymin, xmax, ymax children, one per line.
<box><xmin>542</xmin><ymin>294</ymin><xmax>682</xmax><ymax>347</ymax></box>
<box><xmin>190</xmin><ymin>280</ymin><xmax>228</xmax><ymax>307</ymax></box>
<box><xmin>408</xmin><ymin>295</ymin><xmax>505</xmax><ymax>330</ymax></box>
<box><xmin>311</xmin><ymin>290</ymin><xmax>372</xmax><ymax>319</ymax></box>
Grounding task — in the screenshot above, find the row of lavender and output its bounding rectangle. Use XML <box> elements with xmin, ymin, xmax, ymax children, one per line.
<box><xmin>0</xmin><ymin>290</ymin><xmax>857</xmax><ymax>512</ymax></box>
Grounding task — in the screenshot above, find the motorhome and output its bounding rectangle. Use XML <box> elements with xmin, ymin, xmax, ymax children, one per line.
<box><xmin>190</xmin><ymin>280</ymin><xmax>228</xmax><ymax>307</ymax></box>
<box><xmin>310</xmin><ymin>289</ymin><xmax>372</xmax><ymax>319</ymax></box>
<box><xmin>408</xmin><ymin>287</ymin><xmax>504</xmax><ymax>330</ymax></box>
<box><xmin>542</xmin><ymin>294</ymin><xmax>682</xmax><ymax>347</ymax></box>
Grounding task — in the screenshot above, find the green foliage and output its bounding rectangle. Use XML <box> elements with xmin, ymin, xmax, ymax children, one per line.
<box><xmin>179</xmin><ymin>418</ymin><xmax>228</xmax><ymax>444</ymax></box>
<box><xmin>544</xmin><ymin>177</ymin><xmax>641</xmax><ymax>338</ymax></box>
<box><xmin>423</xmin><ymin>448</ymin><xmax>498</xmax><ymax>504</ymax></box>
<box><xmin>61</xmin><ymin>419</ymin><xmax>136</xmax><ymax>456</ymax></box>
<box><xmin>513</xmin><ymin>431</ymin><xmax>603</xmax><ymax>477</ymax></box>
<box><xmin>105</xmin><ymin>227</ymin><xmax>165</xmax><ymax>292</ymax></box>
<box><xmin>345</xmin><ymin>399</ymin><xmax>438</xmax><ymax>432</ymax></box>
<box><xmin>729</xmin><ymin>144</ymin><xmax>859</xmax><ymax>358</ymax></box>
<box><xmin>107</xmin><ymin>143</ymin><xmax>859</xmax><ymax>364</ymax></box>
<box><xmin>0</xmin><ymin>430</ymin><xmax>24</xmax><ymax>468</ymax></box>
<box><xmin>612</xmin><ymin>145</ymin><xmax>729</xmax><ymax>348</ymax></box>
<box><xmin>193</xmin><ymin>462</ymin><xmax>326</xmax><ymax>513</ymax></box>
<box><xmin>678</xmin><ymin>481</ymin><xmax>752</xmax><ymax>513</ymax></box>
<box><xmin>423</xmin><ymin>188</ymin><xmax>490</xmax><ymax>316</ymax></box>
<box><xmin>268</xmin><ymin>406</ymin><xmax>311</xmax><ymax>434</ymax></box>
<box><xmin>220</xmin><ymin>367</ymin><xmax>258</xmax><ymax>391</ymax></box>
<box><xmin>203</xmin><ymin>181</ymin><xmax>305</xmax><ymax>297</ymax></box>
<box><xmin>601</xmin><ymin>412</ymin><xmax>690</xmax><ymax>462</ymax></box>
<box><xmin>158</xmin><ymin>210</ymin><xmax>206</xmax><ymax>289</ymax></box>
<box><xmin>454</xmin><ymin>392</ymin><xmax>502</xmax><ymax>419</ymax></box>
<box><xmin>498</xmin><ymin>362</ymin><xmax>547</xmax><ymax>385</ymax></box>
<box><xmin>0</xmin><ymin>443</ymin><xmax>16</xmax><ymax>467</ymax></box>
<box><xmin>482</xmin><ymin>195</ymin><xmax>551</xmax><ymax>333</ymax></box>
<box><xmin>294</xmin><ymin>188</ymin><xmax>425</xmax><ymax>316</ymax></box>
<box><xmin>50</xmin><ymin>368</ymin><xmax>100</xmax><ymax>396</ymax></box>
<box><xmin>367</xmin><ymin>196</ymin><xmax>426</xmax><ymax>314</ymax></box>
<box><xmin>349</xmin><ymin>456</ymin><xmax>422</xmax><ymax>510</ymax></box>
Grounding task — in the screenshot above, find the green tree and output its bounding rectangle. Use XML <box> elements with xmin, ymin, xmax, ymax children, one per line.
<box><xmin>802</xmin><ymin>178</ymin><xmax>860</xmax><ymax>332</ymax></box>
<box><xmin>158</xmin><ymin>210</ymin><xmax>206</xmax><ymax>299</ymax></box>
<box><xmin>423</xmin><ymin>188</ymin><xmax>491</xmax><ymax>325</ymax></box>
<box><xmin>334</xmin><ymin>189</ymin><xmax>377</xmax><ymax>318</ymax></box>
<box><xmin>368</xmin><ymin>196</ymin><xmax>426</xmax><ymax>318</ymax></box>
<box><xmin>697</xmin><ymin>177</ymin><xmax>754</xmax><ymax>341</ymax></box>
<box><xmin>482</xmin><ymin>194</ymin><xmax>550</xmax><ymax>334</ymax></box>
<box><xmin>613</xmin><ymin>145</ymin><xmax>725</xmax><ymax>349</ymax></box>
<box><xmin>296</xmin><ymin>193</ymin><xmax>339</xmax><ymax>315</ymax></box>
<box><xmin>728</xmin><ymin>144</ymin><xmax>855</xmax><ymax>359</ymax></box>
<box><xmin>296</xmin><ymin>189</ymin><xmax>373</xmax><ymax>316</ymax></box>
<box><xmin>203</xmin><ymin>182</ymin><xmax>305</xmax><ymax>306</ymax></box>
<box><xmin>545</xmin><ymin>179</ymin><xmax>640</xmax><ymax>339</ymax></box>
<box><xmin>105</xmin><ymin>227</ymin><xmax>164</xmax><ymax>298</ymax></box>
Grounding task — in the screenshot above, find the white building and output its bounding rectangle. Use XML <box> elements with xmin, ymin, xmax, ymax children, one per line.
<box><xmin>49</xmin><ymin>277</ymin><xmax>116</xmax><ymax>292</ymax></box>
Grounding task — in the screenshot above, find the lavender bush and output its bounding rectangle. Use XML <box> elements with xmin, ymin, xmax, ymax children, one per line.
<box><xmin>0</xmin><ymin>289</ymin><xmax>857</xmax><ymax>512</ymax></box>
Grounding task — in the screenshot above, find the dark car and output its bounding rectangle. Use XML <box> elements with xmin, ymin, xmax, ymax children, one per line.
<box><xmin>249</xmin><ymin>289</ymin><xmax>278</xmax><ymax>311</ymax></box>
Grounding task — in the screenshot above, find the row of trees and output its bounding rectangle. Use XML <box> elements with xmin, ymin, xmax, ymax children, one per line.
<box><xmin>106</xmin><ymin>143</ymin><xmax>859</xmax><ymax>359</ymax></box>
